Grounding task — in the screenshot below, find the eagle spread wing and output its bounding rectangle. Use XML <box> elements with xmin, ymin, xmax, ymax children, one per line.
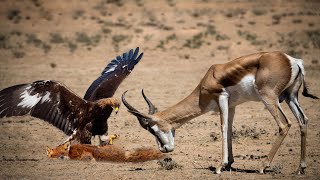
<box><xmin>84</xmin><ymin>47</ymin><xmax>143</xmax><ymax>101</ymax></box>
<box><xmin>0</xmin><ymin>47</ymin><xmax>143</xmax><ymax>143</ymax></box>
<box><xmin>0</xmin><ymin>80</ymin><xmax>87</xmax><ymax>135</ymax></box>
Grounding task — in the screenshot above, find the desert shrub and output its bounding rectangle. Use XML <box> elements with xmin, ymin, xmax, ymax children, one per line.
<box><xmin>135</xmin><ymin>0</ymin><xmax>143</xmax><ymax>7</ymax></box>
<box><xmin>12</xmin><ymin>50</ymin><xmax>25</xmax><ymax>58</ymax></box>
<box><xmin>7</xmin><ymin>9</ymin><xmax>21</xmax><ymax>21</ymax></box>
<box><xmin>158</xmin><ymin>158</ymin><xmax>182</xmax><ymax>170</ymax></box>
<box><xmin>102</xmin><ymin>28</ymin><xmax>112</xmax><ymax>34</ymax></box>
<box><xmin>217</xmin><ymin>45</ymin><xmax>229</xmax><ymax>50</ymax></box>
<box><xmin>67</xmin><ymin>41</ymin><xmax>77</xmax><ymax>53</ymax></box>
<box><xmin>292</xmin><ymin>19</ymin><xmax>302</xmax><ymax>24</ymax></box>
<box><xmin>206</xmin><ymin>25</ymin><xmax>216</xmax><ymax>36</ymax></box>
<box><xmin>272</xmin><ymin>14</ymin><xmax>281</xmax><ymax>24</ymax></box>
<box><xmin>26</xmin><ymin>34</ymin><xmax>43</xmax><ymax>47</ymax></box>
<box><xmin>42</xmin><ymin>43</ymin><xmax>51</xmax><ymax>53</ymax></box>
<box><xmin>92</xmin><ymin>2</ymin><xmax>108</xmax><ymax>16</ymax></box>
<box><xmin>215</xmin><ymin>34</ymin><xmax>229</xmax><ymax>41</ymax></box>
<box><xmin>210</xmin><ymin>132</ymin><xmax>219</xmax><ymax>141</ymax></box>
<box><xmin>76</xmin><ymin>32</ymin><xmax>101</xmax><ymax>47</ymax></box>
<box><xmin>157</xmin><ymin>34</ymin><xmax>177</xmax><ymax>49</ymax></box>
<box><xmin>134</xmin><ymin>28</ymin><xmax>143</xmax><ymax>34</ymax></box>
<box><xmin>72</xmin><ymin>10</ymin><xmax>85</xmax><ymax>20</ymax></box>
<box><xmin>112</xmin><ymin>34</ymin><xmax>129</xmax><ymax>51</ymax></box>
<box><xmin>112</xmin><ymin>34</ymin><xmax>128</xmax><ymax>44</ymax></box>
<box><xmin>252</xmin><ymin>8</ymin><xmax>268</xmax><ymax>16</ymax></box>
<box><xmin>183</xmin><ymin>33</ymin><xmax>204</xmax><ymax>49</ymax></box>
<box><xmin>31</xmin><ymin>0</ymin><xmax>42</xmax><ymax>7</ymax></box>
<box><xmin>106</xmin><ymin>0</ymin><xmax>124</xmax><ymax>6</ymax></box>
<box><xmin>223</xmin><ymin>8</ymin><xmax>246</xmax><ymax>18</ymax></box>
<box><xmin>50</xmin><ymin>33</ymin><xmax>65</xmax><ymax>44</ymax></box>
<box><xmin>232</xmin><ymin>125</ymin><xmax>267</xmax><ymax>139</ymax></box>
<box><xmin>248</xmin><ymin>21</ymin><xmax>256</xmax><ymax>25</ymax></box>
<box><xmin>306</xmin><ymin>30</ymin><xmax>320</xmax><ymax>48</ymax></box>
<box><xmin>166</xmin><ymin>0</ymin><xmax>176</xmax><ymax>7</ymax></box>
<box><xmin>50</xmin><ymin>63</ymin><xmax>57</xmax><ymax>68</ymax></box>
<box><xmin>0</xmin><ymin>34</ymin><xmax>10</xmax><ymax>49</ymax></box>
<box><xmin>39</xmin><ymin>7</ymin><xmax>53</xmax><ymax>21</ymax></box>
<box><xmin>76</xmin><ymin>32</ymin><xmax>91</xmax><ymax>45</ymax></box>
<box><xmin>237</xmin><ymin>30</ymin><xmax>257</xmax><ymax>41</ymax></box>
<box><xmin>10</xmin><ymin>30</ymin><xmax>22</xmax><ymax>36</ymax></box>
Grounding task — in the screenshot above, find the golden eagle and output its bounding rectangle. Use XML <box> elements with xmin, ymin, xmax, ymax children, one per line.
<box><xmin>0</xmin><ymin>47</ymin><xmax>143</xmax><ymax>144</ymax></box>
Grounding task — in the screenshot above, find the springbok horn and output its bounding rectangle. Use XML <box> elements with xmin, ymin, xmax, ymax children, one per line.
<box><xmin>142</xmin><ymin>89</ymin><xmax>157</xmax><ymax>115</ymax></box>
<box><xmin>122</xmin><ymin>90</ymin><xmax>151</xmax><ymax>128</ymax></box>
<box><xmin>122</xmin><ymin>90</ymin><xmax>139</xmax><ymax>112</ymax></box>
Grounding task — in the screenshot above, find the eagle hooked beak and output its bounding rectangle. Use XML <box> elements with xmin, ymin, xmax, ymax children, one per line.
<box><xmin>112</xmin><ymin>106</ymin><xmax>119</xmax><ymax>114</ymax></box>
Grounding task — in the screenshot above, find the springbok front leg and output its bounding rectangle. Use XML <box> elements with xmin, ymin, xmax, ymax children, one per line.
<box><xmin>258</xmin><ymin>92</ymin><xmax>292</xmax><ymax>174</ymax></box>
<box><xmin>216</xmin><ymin>91</ymin><xmax>235</xmax><ymax>174</ymax></box>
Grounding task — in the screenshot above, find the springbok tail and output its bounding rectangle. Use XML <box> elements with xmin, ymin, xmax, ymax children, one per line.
<box><xmin>297</xmin><ymin>60</ymin><xmax>319</xmax><ymax>99</ymax></box>
<box><xmin>302</xmin><ymin>85</ymin><xmax>319</xmax><ymax>99</ymax></box>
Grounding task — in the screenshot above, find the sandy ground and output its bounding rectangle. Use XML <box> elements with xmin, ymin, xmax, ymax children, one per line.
<box><xmin>0</xmin><ymin>0</ymin><xmax>319</xmax><ymax>179</ymax></box>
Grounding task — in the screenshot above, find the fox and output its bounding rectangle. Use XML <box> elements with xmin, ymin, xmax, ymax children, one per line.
<box><xmin>46</xmin><ymin>140</ymin><xmax>165</xmax><ymax>162</ymax></box>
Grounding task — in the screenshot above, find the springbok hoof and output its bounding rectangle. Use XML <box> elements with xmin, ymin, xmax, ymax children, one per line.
<box><xmin>215</xmin><ymin>164</ymin><xmax>232</xmax><ymax>174</ymax></box>
<box><xmin>215</xmin><ymin>166</ymin><xmax>222</xmax><ymax>174</ymax></box>
<box><xmin>259</xmin><ymin>168</ymin><xmax>265</xmax><ymax>174</ymax></box>
<box><xmin>296</xmin><ymin>166</ymin><xmax>306</xmax><ymax>175</ymax></box>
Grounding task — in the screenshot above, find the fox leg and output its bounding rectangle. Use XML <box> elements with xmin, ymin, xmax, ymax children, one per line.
<box><xmin>62</xmin><ymin>129</ymin><xmax>77</xmax><ymax>144</ymax></box>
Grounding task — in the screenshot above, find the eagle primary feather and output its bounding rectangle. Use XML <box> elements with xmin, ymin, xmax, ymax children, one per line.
<box><xmin>84</xmin><ymin>47</ymin><xmax>143</xmax><ymax>101</ymax></box>
<box><xmin>0</xmin><ymin>47</ymin><xmax>143</xmax><ymax>144</ymax></box>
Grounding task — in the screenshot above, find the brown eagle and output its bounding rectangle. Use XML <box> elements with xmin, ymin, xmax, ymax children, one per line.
<box><xmin>0</xmin><ymin>47</ymin><xmax>143</xmax><ymax>144</ymax></box>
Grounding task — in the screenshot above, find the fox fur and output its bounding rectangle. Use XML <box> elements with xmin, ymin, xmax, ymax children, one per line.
<box><xmin>46</xmin><ymin>142</ymin><xmax>165</xmax><ymax>162</ymax></box>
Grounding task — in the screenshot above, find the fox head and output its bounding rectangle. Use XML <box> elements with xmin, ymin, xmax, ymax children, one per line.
<box><xmin>46</xmin><ymin>142</ymin><xmax>71</xmax><ymax>159</ymax></box>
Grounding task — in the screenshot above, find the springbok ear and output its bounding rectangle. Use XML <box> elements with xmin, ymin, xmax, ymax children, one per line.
<box><xmin>46</xmin><ymin>147</ymin><xmax>53</xmax><ymax>156</ymax></box>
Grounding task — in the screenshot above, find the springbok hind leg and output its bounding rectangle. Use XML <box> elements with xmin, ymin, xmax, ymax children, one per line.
<box><xmin>258</xmin><ymin>94</ymin><xmax>292</xmax><ymax>174</ymax></box>
<box><xmin>286</xmin><ymin>96</ymin><xmax>308</xmax><ymax>174</ymax></box>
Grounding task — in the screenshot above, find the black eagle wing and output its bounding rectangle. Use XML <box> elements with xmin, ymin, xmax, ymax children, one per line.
<box><xmin>0</xmin><ymin>80</ymin><xmax>89</xmax><ymax>135</ymax></box>
<box><xmin>84</xmin><ymin>47</ymin><xmax>143</xmax><ymax>101</ymax></box>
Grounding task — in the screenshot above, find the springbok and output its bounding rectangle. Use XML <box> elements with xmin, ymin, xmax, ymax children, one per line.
<box><xmin>122</xmin><ymin>51</ymin><xmax>318</xmax><ymax>174</ymax></box>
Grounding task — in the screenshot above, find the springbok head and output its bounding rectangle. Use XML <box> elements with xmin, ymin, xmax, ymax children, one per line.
<box><xmin>122</xmin><ymin>90</ymin><xmax>175</xmax><ymax>153</ymax></box>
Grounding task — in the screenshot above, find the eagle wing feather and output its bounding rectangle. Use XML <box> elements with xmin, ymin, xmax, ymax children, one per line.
<box><xmin>0</xmin><ymin>80</ymin><xmax>89</xmax><ymax>135</ymax></box>
<box><xmin>84</xmin><ymin>47</ymin><xmax>143</xmax><ymax>101</ymax></box>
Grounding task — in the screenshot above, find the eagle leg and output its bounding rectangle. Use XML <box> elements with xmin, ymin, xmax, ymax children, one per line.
<box><xmin>108</xmin><ymin>134</ymin><xmax>119</xmax><ymax>145</ymax></box>
<box><xmin>98</xmin><ymin>134</ymin><xmax>119</xmax><ymax>146</ymax></box>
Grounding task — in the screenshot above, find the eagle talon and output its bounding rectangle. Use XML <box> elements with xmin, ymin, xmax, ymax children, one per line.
<box><xmin>109</xmin><ymin>134</ymin><xmax>120</xmax><ymax>145</ymax></box>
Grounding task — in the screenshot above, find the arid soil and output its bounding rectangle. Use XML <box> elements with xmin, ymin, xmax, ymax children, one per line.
<box><xmin>0</xmin><ymin>0</ymin><xmax>319</xmax><ymax>179</ymax></box>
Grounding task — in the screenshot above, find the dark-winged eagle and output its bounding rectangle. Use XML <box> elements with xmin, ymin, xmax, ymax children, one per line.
<box><xmin>0</xmin><ymin>47</ymin><xmax>143</xmax><ymax>144</ymax></box>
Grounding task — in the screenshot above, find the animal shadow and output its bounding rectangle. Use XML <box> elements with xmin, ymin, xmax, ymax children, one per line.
<box><xmin>205</xmin><ymin>166</ymin><xmax>275</xmax><ymax>174</ymax></box>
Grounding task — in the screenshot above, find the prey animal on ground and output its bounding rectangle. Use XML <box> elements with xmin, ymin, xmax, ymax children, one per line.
<box><xmin>46</xmin><ymin>136</ymin><xmax>164</xmax><ymax>162</ymax></box>
<box><xmin>122</xmin><ymin>51</ymin><xmax>318</xmax><ymax>174</ymax></box>
<box><xmin>0</xmin><ymin>47</ymin><xmax>143</xmax><ymax>145</ymax></box>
